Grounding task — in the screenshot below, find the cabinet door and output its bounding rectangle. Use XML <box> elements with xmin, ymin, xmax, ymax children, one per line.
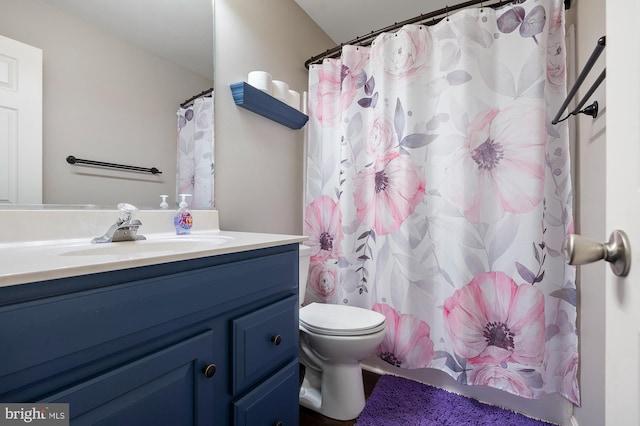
<box><xmin>232</xmin><ymin>295</ymin><xmax>298</xmax><ymax>394</ymax></box>
<box><xmin>233</xmin><ymin>360</ymin><xmax>299</xmax><ymax>426</ymax></box>
<box><xmin>41</xmin><ymin>331</ymin><xmax>216</xmax><ymax>426</ymax></box>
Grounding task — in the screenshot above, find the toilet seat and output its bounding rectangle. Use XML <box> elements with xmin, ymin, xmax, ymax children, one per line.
<box><xmin>300</xmin><ymin>303</ymin><xmax>386</xmax><ymax>336</ymax></box>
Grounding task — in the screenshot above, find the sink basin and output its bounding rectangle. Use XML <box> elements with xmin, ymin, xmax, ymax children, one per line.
<box><xmin>58</xmin><ymin>235</ymin><xmax>234</xmax><ymax>257</ymax></box>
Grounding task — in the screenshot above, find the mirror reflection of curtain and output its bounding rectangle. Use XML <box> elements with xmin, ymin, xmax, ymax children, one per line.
<box><xmin>176</xmin><ymin>95</ymin><xmax>215</xmax><ymax>209</ymax></box>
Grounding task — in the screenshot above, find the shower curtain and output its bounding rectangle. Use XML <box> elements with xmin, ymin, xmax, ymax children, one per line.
<box><xmin>304</xmin><ymin>0</ymin><xmax>578</xmax><ymax>405</ymax></box>
<box><xmin>177</xmin><ymin>95</ymin><xmax>215</xmax><ymax>209</ymax></box>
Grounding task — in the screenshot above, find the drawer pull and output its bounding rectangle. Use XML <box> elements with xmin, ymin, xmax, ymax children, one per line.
<box><xmin>203</xmin><ymin>363</ymin><xmax>217</xmax><ymax>378</ymax></box>
<box><xmin>271</xmin><ymin>335</ymin><xmax>282</xmax><ymax>346</ymax></box>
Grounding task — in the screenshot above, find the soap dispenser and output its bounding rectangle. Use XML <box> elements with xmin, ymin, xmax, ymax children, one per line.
<box><xmin>174</xmin><ymin>194</ymin><xmax>193</xmax><ymax>235</ymax></box>
<box><xmin>159</xmin><ymin>195</ymin><xmax>169</xmax><ymax>210</ymax></box>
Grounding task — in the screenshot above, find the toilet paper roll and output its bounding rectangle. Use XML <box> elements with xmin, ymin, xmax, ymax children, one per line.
<box><xmin>248</xmin><ymin>71</ymin><xmax>273</xmax><ymax>95</ymax></box>
<box><xmin>287</xmin><ymin>90</ymin><xmax>300</xmax><ymax>110</ymax></box>
<box><xmin>271</xmin><ymin>80</ymin><xmax>289</xmax><ymax>102</ymax></box>
<box><xmin>302</xmin><ymin>91</ymin><xmax>308</xmax><ymax>115</ymax></box>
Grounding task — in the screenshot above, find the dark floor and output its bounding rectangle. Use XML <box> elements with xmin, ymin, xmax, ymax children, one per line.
<box><xmin>299</xmin><ymin>370</ymin><xmax>381</xmax><ymax>426</ymax></box>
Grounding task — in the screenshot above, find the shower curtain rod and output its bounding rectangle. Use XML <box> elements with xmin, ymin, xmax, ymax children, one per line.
<box><xmin>305</xmin><ymin>0</ymin><xmax>571</xmax><ymax>69</ymax></box>
<box><xmin>180</xmin><ymin>87</ymin><xmax>213</xmax><ymax>108</ymax></box>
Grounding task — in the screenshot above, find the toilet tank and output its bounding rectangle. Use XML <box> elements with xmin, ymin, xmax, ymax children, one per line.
<box><xmin>299</xmin><ymin>244</ymin><xmax>312</xmax><ymax>307</ymax></box>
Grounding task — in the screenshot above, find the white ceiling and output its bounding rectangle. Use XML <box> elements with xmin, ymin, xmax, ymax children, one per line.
<box><xmin>294</xmin><ymin>0</ymin><xmax>453</xmax><ymax>44</ymax></box>
<box><xmin>38</xmin><ymin>0</ymin><xmax>214</xmax><ymax>79</ymax></box>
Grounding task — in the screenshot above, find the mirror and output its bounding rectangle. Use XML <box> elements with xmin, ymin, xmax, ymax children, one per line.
<box><xmin>0</xmin><ymin>0</ymin><xmax>214</xmax><ymax>209</ymax></box>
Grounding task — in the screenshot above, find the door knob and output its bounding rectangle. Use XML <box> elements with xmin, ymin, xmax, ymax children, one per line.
<box><xmin>564</xmin><ymin>230</ymin><xmax>631</xmax><ymax>277</ymax></box>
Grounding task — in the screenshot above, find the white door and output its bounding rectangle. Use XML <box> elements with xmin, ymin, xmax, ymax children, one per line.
<box><xmin>604</xmin><ymin>1</ymin><xmax>640</xmax><ymax>424</ymax></box>
<box><xmin>0</xmin><ymin>34</ymin><xmax>42</xmax><ymax>204</ymax></box>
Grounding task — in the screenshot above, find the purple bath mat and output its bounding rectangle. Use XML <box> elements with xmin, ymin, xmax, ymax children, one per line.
<box><xmin>355</xmin><ymin>375</ymin><xmax>556</xmax><ymax>426</ymax></box>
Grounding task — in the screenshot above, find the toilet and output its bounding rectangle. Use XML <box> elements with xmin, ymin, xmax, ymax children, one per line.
<box><xmin>297</xmin><ymin>245</ymin><xmax>386</xmax><ymax>421</ymax></box>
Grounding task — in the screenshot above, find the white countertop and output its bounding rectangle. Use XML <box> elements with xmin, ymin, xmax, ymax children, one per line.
<box><xmin>0</xmin><ymin>209</ymin><xmax>306</xmax><ymax>288</ymax></box>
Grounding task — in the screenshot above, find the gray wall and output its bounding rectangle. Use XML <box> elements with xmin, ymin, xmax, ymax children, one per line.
<box><xmin>1</xmin><ymin>0</ymin><xmax>213</xmax><ymax>208</ymax></box>
<box><xmin>214</xmin><ymin>0</ymin><xmax>334</xmax><ymax>234</ymax></box>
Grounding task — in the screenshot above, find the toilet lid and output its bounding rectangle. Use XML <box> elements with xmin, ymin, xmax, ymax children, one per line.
<box><xmin>300</xmin><ymin>303</ymin><xmax>386</xmax><ymax>336</ymax></box>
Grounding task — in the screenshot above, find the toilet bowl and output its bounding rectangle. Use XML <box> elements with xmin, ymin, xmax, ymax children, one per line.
<box><xmin>298</xmin><ymin>245</ymin><xmax>386</xmax><ymax>421</ymax></box>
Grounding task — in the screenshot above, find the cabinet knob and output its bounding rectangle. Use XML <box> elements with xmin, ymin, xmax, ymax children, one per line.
<box><xmin>203</xmin><ymin>363</ymin><xmax>217</xmax><ymax>378</ymax></box>
<box><xmin>271</xmin><ymin>335</ymin><xmax>282</xmax><ymax>346</ymax></box>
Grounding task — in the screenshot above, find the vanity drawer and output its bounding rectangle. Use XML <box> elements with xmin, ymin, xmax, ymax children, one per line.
<box><xmin>232</xmin><ymin>295</ymin><xmax>298</xmax><ymax>394</ymax></box>
<box><xmin>233</xmin><ymin>359</ymin><xmax>299</xmax><ymax>426</ymax></box>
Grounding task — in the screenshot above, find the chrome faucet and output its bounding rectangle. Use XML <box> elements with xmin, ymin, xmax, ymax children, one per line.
<box><xmin>92</xmin><ymin>203</ymin><xmax>146</xmax><ymax>243</ymax></box>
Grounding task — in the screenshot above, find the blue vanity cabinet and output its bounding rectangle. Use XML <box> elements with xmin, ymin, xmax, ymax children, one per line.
<box><xmin>0</xmin><ymin>244</ymin><xmax>300</xmax><ymax>426</ymax></box>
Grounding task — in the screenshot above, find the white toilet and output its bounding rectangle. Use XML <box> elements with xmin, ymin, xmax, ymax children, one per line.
<box><xmin>297</xmin><ymin>245</ymin><xmax>386</xmax><ymax>421</ymax></box>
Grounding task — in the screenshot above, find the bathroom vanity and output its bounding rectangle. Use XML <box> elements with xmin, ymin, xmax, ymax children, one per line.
<box><xmin>0</xmin><ymin>209</ymin><xmax>305</xmax><ymax>425</ymax></box>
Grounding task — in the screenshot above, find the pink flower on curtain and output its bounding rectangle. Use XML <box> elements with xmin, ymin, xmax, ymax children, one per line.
<box><xmin>547</xmin><ymin>351</ymin><xmax>579</xmax><ymax>404</ymax></box>
<box><xmin>561</xmin><ymin>355</ymin><xmax>580</xmax><ymax>404</ymax></box>
<box><xmin>445</xmin><ymin>98</ymin><xmax>546</xmax><ymax>224</ymax></box>
<box><xmin>548</xmin><ymin>0</ymin><xmax>564</xmax><ymax>33</ymax></box>
<box><xmin>547</xmin><ymin>40</ymin><xmax>566</xmax><ymax>93</ymax></box>
<box><xmin>304</xmin><ymin>262</ymin><xmax>339</xmax><ymax>304</ymax></box>
<box><xmin>354</xmin><ymin>154</ymin><xmax>425</xmax><ymax>235</ymax></box>
<box><xmin>366</xmin><ymin>116</ymin><xmax>398</xmax><ymax>161</ymax></box>
<box><xmin>469</xmin><ymin>365</ymin><xmax>534</xmax><ymax>398</ymax></box>
<box><xmin>562</xmin><ymin>354</ymin><xmax>580</xmax><ymax>403</ymax></box>
<box><xmin>315</xmin><ymin>59</ymin><xmax>357</xmax><ymax>127</ymax></box>
<box><xmin>342</xmin><ymin>45</ymin><xmax>370</xmax><ymax>79</ymax></box>
<box><xmin>373</xmin><ymin>303</ymin><xmax>435</xmax><ymax>368</ymax></box>
<box><xmin>304</xmin><ymin>195</ymin><xmax>343</xmax><ymax>261</ymax></box>
<box><xmin>544</xmin><ymin>330</ymin><xmax>580</xmax><ymax>404</ymax></box>
<box><xmin>443</xmin><ymin>271</ymin><xmax>546</xmax><ymax>366</ymax></box>
<box><xmin>372</xmin><ymin>25</ymin><xmax>433</xmax><ymax>80</ymax></box>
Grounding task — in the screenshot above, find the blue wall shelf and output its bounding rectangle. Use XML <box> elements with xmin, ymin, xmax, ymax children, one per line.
<box><xmin>230</xmin><ymin>82</ymin><xmax>309</xmax><ymax>130</ymax></box>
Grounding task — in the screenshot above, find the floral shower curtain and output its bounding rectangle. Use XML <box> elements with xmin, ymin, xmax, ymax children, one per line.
<box><xmin>177</xmin><ymin>95</ymin><xmax>215</xmax><ymax>209</ymax></box>
<box><xmin>304</xmin><ymin>0</ymin><xmax>578</xmax><ymax>404</ymax></box>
